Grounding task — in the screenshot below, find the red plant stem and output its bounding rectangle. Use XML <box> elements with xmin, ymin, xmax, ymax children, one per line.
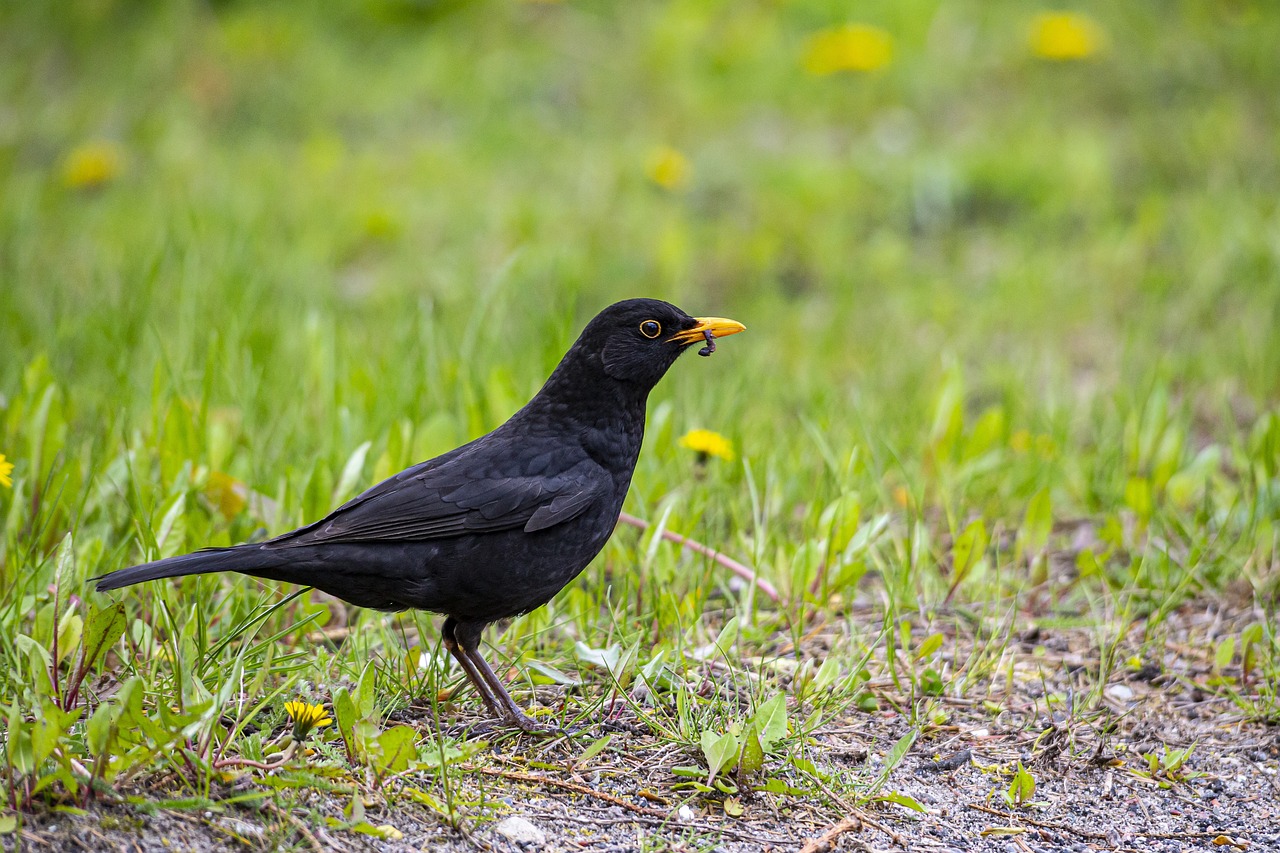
<box><xmin>616</xmin><ymin>512</ymin><xmax>781</xmax><ymax>604</ymax></box>
<box><xmin>212</xmin><ymin>755</ymin><xmax>290</xmax><ymax>772</ymax></box>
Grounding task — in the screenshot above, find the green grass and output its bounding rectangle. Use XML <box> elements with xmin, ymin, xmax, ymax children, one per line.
<box><xmin>1</xmin><ymin>0</ymin><xmax>1278</xmax><ymax>838</ymax></box>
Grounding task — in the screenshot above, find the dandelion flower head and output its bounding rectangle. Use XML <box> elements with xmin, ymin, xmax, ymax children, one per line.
<box><xmin>679</xmin><ymin>429</ymin><xmax>736</xmax><ymax>462</ymax></box>
<box><xmin>1029</xmin><ymin>13</ymin><xmax>1104</xmax><ymax>61</ymax></box>
<box><xmin>61</xmin><ymin>141</ymin><xmax>124</xmax><ymax>190</ymax></box>
<box><xmin>284</xmin><ymin>701</ymin><xmax>333</xmax><ymax>738</ymax></box>
<box><xmin>803</xmin><ymin>24</ymin><xmax>894</xmax><ymax>76</ymax></box>
<box><xmin>646</xmin><ymin>146</ymin><xmax>692</xmax><ymax>191</ymax></box>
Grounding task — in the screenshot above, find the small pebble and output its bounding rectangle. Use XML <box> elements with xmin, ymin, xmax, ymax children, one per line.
<box><xmin>1105</xmin><ymin>684</ymin><xmax>1134</xmax><ymax>702</ymax></box>
<box><xmin>494</xmin><ymin>816</ymin><xmax>545</xmax><ymax>847</ymax></box>
<box><xmin>676</xmin><ymin>804</ymin><xmax>696</xmax><ymax>823</ymax></box>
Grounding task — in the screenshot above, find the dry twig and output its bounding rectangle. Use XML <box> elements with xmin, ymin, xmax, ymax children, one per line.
<box><xmin>618</xmin><ymin>511</ymin><xmax>781</xmax><ymax>603</ymax></box>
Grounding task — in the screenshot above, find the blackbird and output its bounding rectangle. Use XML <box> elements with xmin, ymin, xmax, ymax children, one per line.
<box><xmin>95</xmin><ymin>298</ymin><xmax>744</xmax><ymax>731</ymax></box>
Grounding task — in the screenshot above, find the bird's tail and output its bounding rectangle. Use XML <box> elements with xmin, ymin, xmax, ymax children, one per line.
<box><xmin>94</xmin><ymin>545</ymin><xmax>282</xmax><ymax>592</ymax></box>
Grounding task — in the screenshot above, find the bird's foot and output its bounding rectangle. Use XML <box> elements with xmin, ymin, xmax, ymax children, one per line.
<box><xmin>445</xmin><ymin>720</ymin><xmax>497</xmax><ymax>740</ymax></box>
<box><xmin>444</xmin><ymin>713</ymin><xmax>572</xmax><ymax>739</ymax></box>
<box><xmin>597</xmin><ymin>717</ymin><xmax>648</xmax><ymax>736</ymax></box>
<box><xmin>503</xmin><ymin>710</ymin><xmax>575</xmax><ymax>737</ymax></box>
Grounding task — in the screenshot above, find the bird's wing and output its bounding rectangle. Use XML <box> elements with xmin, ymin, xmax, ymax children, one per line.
<box><xmin>262</xmin><ymin>443</ymin><xmax>611</xmax><ymax>548</ymax></box>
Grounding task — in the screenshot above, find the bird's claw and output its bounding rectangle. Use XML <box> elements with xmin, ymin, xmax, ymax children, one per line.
<box><xmin>505</xmin><ymin>713</ymin><xmax>576</xmax><ymax>738</ymax></box>
<box><xmin>446</xmin><ymin>713</ymin><xmax>571</xmax><ymax>739</ymax></box>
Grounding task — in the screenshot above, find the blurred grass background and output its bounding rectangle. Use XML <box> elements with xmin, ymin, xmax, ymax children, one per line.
<box><xmin>1</xmin><ymin>0</ymin><xmax>1279</xmax><ymax>740</ymax></box>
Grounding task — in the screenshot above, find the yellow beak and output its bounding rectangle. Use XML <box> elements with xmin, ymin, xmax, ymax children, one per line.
<box><xmin>668</xmin><ymin>317</ymin><xmax>746</xmax><ymax>345</ymax></box>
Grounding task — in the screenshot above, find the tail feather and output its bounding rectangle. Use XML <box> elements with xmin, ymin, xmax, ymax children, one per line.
<box><xmin>94</xmin><ymin>546</ymin><xmax>279</xmax><ymax>592</ymax></box>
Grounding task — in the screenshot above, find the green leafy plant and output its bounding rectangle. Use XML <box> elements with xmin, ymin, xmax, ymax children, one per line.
<box><xmin>672</xmin><ymin>693</ymin><xmax>789</xmax><ymax>795</ymax></box>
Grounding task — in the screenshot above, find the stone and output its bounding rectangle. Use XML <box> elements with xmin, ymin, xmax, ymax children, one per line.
<box><xmin>495</xmin><ymin>816</ymin><xmax>546</xmax><ymax>847</ymax></box>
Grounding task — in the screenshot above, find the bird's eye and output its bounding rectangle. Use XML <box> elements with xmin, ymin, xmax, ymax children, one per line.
<box><xmin>639</xmin><ymin>320</ymin><xmax>662</xmax><ymax>339</ymax></box>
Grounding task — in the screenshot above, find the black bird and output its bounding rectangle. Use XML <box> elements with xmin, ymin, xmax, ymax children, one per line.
<box><xmin>96</xmin><ymin>299</ymin><xmax>744</xmax><ymax>731</ymax></box>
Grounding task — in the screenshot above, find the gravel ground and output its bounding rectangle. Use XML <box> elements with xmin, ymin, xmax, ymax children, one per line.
<box><xmin>6</xmin><ymin>600</ymin><xmax>1278</xmax><ymax>852</ymax></box>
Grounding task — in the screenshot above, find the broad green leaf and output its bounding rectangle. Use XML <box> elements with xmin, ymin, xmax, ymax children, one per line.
<box><xmin>32</xmin><ymin>702</ymin><xmax>81</xmax><ymax>766</ymax></box>
<box><xmin>155</xmin><ymin>494</ymin><xmax>187</xmax><ymax>559</ymax></box>
<box><xmin>812</xmin><ymin>654</ymin><xmax>841</xmax><ymax>693</ymax></box>
<box><xmin>6</xmin><ymin>704</ymin><xmax>34</xmax><ymax>775</ymax></box>
<box><xmin>15</xmin><ymin>634</ymin><xmax>53</xmax><ymax>696</ymax></box>
<box><xmin>670</xmin><ymin>765</ymin><xmax>705</xmax><ymax>778</ymax></box>
<box><xmin>951</xmin><ymin>519</ymin><xmax>987</xmax><ymax>587</ymax></box>
<box><xmin>919</xmin><ymin>668</ymin><xmax>944</xmax><ymax>696</ymax></box>
<box><xmin>964</xmin><ymin>407</ymin><xmax>1006</xmax><ymax>460</ymax></box>
<box><xmin>758</xmin><ymin>777</ymin><xmax>809</xmax><ymax>796</ymax></box>
<box><xmin>356</xmin><ymin>661</ymin><xmax>377</xmax><ymax>718</ymax></box>
<box><xmin>868</xmin><ymin>729</ymin><xmax>917</xmax><ymax>795</ymax></box>
<box><xmin>929</xmin><ymin>365</ymin><xmax>965</xmax><ymax>462</ymax></box>
<box><xmin>334</xmin><ymin>441</ymin><xmax>372</xmax><ymax>503</ymax></box>
<box><xmin>1123</xmin><ymin>477</ymin><xmax>1152</xmax><ymax>522</ymax></box>
<box><xmin>736</xmin><ymin>724</ymin><xmax>765</xmax><ymax>775</ymax></box>
<box><xmin>404</xmin><ymin>787</ymin><xmax>446</xmax><ymax>815</ymax></box>
<box><xmin>915</xmin><ymin>632</ymin><xmax>944</xmax><ymax>661</ymax></box>
<box><xmin>349</xmin><ymin>822</ymin><xmax>404</xmax><ymax>840</ymax></box>
<box><xmin>80</xmin><ymin>602</ymin><xmax>127</xmax><ymax>673</ymax></box>
<box><xmin>638</xmin><ymin>651</ymin><xmax>676</xmax><ymax>691</ymax></box>
<box><xmin>1005</xmin><ymin>761</ymin><xmax>1036</xmax><ymax>806</ymax></box>
<box><xmin>54</xmin><ymin>532</ymin><xmax>75</xmax><ymax>579</ymax></box>
<box><xmin>373</xmin><ymin>725</ymin><xmax>418</xmax><ymax>775</ymax></box>
<box><xmin>56</xmin><ymin>611</ymin><xmax>83</xmax><ymax>666</ymax></box>
<box><xmin>86</xmin><ymin>703</ymin><xmax>116</xmax><ymax>757</ymax></box>
<box><xmin>752</xmin><ymin>694</ymin><xmax>788</xmax><ymax>751</ymax></box>
<box><xmin>574</xmin><ymin>642</ymin><xmax>620</xmax><ymax>671</ymax></box>
<box><xmin>525</xmin><ymin>660</ymin><xmax>582</xmax><ymax>686</ymax></box>
<box><xmin>877</xmin><ymin>791</ymin><xmax>926</xmax><ymax>812</ymax></box>
<box><xmin>701</xmin><ymin>730</ymin><xmax>739</xmax><ymax>783</ymax></box>
<box><xmin>577</xmin><ymin>733</ymin><xmax>613</xmax><ymax>764</ymax></box>
<box><xmin>791</xmin><ymin>756</ymin><xmax>820</xmax><ymax>778</ymax></box>
<box><xmin>714</xmin><ymin>616</ymin><xmax>740</xmax><ymax>652</ymax></box>
<box><xmin>1021</xmin><ymin>489</ymin><xmax>1052</xmax><ymax>556</ymax></box>
<box><xmin>333</xmin><ymin>688</ymin><xmax>357</xmax><ymax>758</ymax></box>
<box><xmin>1214</xmin><ymin>638</ymin><xmax>1235</xmax><ymax>672</ymax></box>
<box><xmin>611</xmin><ymin>639</ymin><xmax>641</xmax><ymax>689</ymax></box>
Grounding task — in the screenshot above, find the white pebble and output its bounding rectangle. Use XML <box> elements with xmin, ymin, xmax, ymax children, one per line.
<box><xmin>495</xmin><ymin>816</ymin><xmax>546</xmax><ymax>846</ymax></box>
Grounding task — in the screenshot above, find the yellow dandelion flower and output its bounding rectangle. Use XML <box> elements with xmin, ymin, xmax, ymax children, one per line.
<box><xmin>646</xmin><ymin>145</ymin><xmax>692</xmax><ymax>191</ymax></box>
<box><xmin>0</xmin><ymin>454</ymin><xmax>13</xmax><ymax>488</ymax></box>
<box><xmin>679</xmin><ymin>429</ymin><xmax>735</xmax><ymax>462</ymax></box>
<box><xmin>361</xmin><ymin>208</ymin><xmax>402</xmax><ymax>242</ymax></box>
<box><xmin>284</xmin><ymin>701</ymin><xmax>333</xmax><ymax>738</ymax></box>
<box><xmin>205</xmin><ymin>471</ymin><xmax>248</xmax><ymax>520</ymax></box>
<box><xmin>61</xmin><ymin>141</ymin><xmax>124</xmax><ymax>190</ymax></box>
<box><xmin>1029</xmin><ymin>13</ymin><xmax>1104</xmax><ymax>61</ymax></box>
<box><xmin>802</xmin><ymin>24</ymin><xmax>894</xmax><ymax>76</ymax></box>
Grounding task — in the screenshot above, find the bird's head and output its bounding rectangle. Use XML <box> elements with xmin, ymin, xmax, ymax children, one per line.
<box><xmin>577</xmin><ymin>298</ymin><xmax>745</xmax><ymax>388</ymax></box>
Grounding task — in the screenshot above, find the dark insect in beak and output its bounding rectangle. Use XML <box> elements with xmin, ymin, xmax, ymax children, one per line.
<box><xmin>698</xmin><ymin>329</ymin><xmax>716</xmax><ymax>357</ymax></box>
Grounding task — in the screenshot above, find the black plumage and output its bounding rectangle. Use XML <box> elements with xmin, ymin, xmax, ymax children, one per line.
<box><xmin>95</xmin><ymin>298</ymin><xmax>744</xmax><ymax>730</ymax></box>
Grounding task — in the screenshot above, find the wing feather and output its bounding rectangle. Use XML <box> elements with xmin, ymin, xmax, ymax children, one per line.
<box><xmin>263</xmin><ymin>443</ymin><xmax>609</xmax><ymax>549</ymax></box>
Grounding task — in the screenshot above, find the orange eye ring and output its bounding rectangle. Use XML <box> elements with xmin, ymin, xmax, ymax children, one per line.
<box><xmin>639</xmin><ymin>320</ymin><xmax>662</xmax><ymax>339</ymax></box>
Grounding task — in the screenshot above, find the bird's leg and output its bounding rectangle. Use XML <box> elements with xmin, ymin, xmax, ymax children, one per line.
<box><xmin>451</xmin><ymin>620</ymin><xmax>548</xmax><ymax>733</ymax></box>
<box><xmin>441</xmin><ymin>617</ymin><xmax>502</xmax><ymax>719</ymax></box>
